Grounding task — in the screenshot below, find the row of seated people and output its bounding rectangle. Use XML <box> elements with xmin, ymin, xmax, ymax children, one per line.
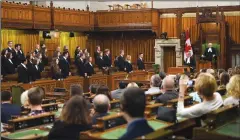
<box><xmin>1</xmin><ymin>66</ymin><xmax>240</xmax><ymax>139</ymax></box>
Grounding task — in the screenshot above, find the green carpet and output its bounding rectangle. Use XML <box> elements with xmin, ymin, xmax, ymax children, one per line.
<box><xmin>100</xmin><ymin>120</ymin><xmax>168</xmax><ymax>139</ymax></box>
<box><xmin>214</xmin><ymin>119</ymin><xmax>240</xmax><ymax>138</ymax></box>
<box><xmin>6</xmin><ymin>129</ymin><xmax>49</xmax><ymax>139</ymax></box>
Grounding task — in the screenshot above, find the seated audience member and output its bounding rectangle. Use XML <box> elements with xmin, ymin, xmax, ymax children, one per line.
<box><xmin>59</xmin><ymin>51</ymin><xmax>71</xmax><ymax>78</ymax></box>
<box><xmin>207</xmin><ymin>69</ymin><xmax>216</xmax><ymax>77</ymax></box>
<box><xmin>111</xmin><ymin>82</ymin><xmax>126</xmax><ymax>100</ymax></box>
<box><xmin>224</xmin><ymin>75</ymin><xmax>240</xmax><ymax>106</ymax></box>
<box><xmin>89</xmin><ymin>84</ymin><xmax>100</xmax><ymax>95</ymax></box>
<box><xmin>120</xmin><ymin>88</ymin><xmax>154</xmax><ymax>139</ymax></box>
<box><xmin>48</xmin><ymin>96</ymin><xmax>92</xmax><ymax>140</ymax></box>
<box><xmin>218</xmin><ymin>72</ymin><xmax>230</xmax><ymax>90</ymax></box>
<box><xmin>127</xmin><ymin>82</ymin><xmax>139</xmax><ymax>88</ymax></box>
<box><xmin>92</xmin><ymin>94</ymin><xmax>110</xmax><ymax>124</ymax></box>
<box><xmin>21</xmin><ymin>90</ymin><xmax>29</xmax><ymax>108</ymax></box>
<box><xmin>70</xmin><ymin>84</ymin><xmax>83</xmax><ymax>97</ymax></box>
<box><xmin>4</xmin><ymin>52</ymin><xmax>16</xmax><ymax>74</ymax></box>
<box><xmin>145</xmin><ymin>75</ymin><xmax>161</xmax><ymax>94</ymax></box>
<box><xmin>1</xmin><ymin>91</ymin><xmax>21</xmax><ymax>123</ymax></box>
<box><xmin>217</xmin><ymin>69</ymin><xmax>225</xmax><ymax>79</ymax></box>
<box><xmin>85</xmin><ymin>56</ymin><xmax>95</xmax><ymax>76</ymax></box>
<box><xmin>232</xmin><ymin>65</ymin><xmax>240</xmax><ymax>75</ymax></box>
<box><xmin>125</xmin><ymin>55</ymin><xmax>133</xmax><ymax>73</ymax></box>
<box><xmin>28</xmin><ymin>87</ymin><xmax>44</xmax><ymax>116</ymax></box>
<box><xmin>17</xmin><ymin>59</ymin><xmax>29</xmax><ymax>83</ymax></box>
<box><xmin>96</xmin><ymin>85</ymin><xmax>112</xmax><ymax>101</ymax></box>
<box><xmin>51</xmin><ymin>58</ymin><xmax>62</xmax><ymax>80</ymax></box>
<box><xmin>200</xmin><ymin>68</ymin><xmax>207</xmax><ymax>73</ymax></box>
<box><xmin>155</xmin><ymin>76</ymin><xmax>178</xmax><ymax>104</ymax></box>
<box><xmin>32</xmin><ymin>59</ymin><xmax>41</xmax><ymax>81</ymax></box>
<box><xmin>228</xmin><ymin>68</ymin><xmax>233</xmax><ymax>76</ymax></box>
<box><xmin>177</xmin><ymin>73</ymin><xmax>223</xmax><ymax>119</ymax></box>
<box><xmin>159</xmin><ymin>71</ymin><xmax>166</xmax><ymax>80</ymax></box>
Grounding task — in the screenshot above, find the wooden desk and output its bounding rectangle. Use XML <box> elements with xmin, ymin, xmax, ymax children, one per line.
<box><xmin>196</xmin><ymin>60</ymin><xmax>211</xmax><ymax>72</ymax></box>
<box><xmin>114</xmin><ymin>76</ymin><xmax>150</xmax><ymax>90</ymax></box>
<box><xmin>167</xmin><ymin>67</ymin><xmax>185</xmax><ymax>75</ymax></box>
<box><xmin>81</xmin><ymin>119</ymin><xmax>171</xmax><ymax>139</ymax></box>
<box><xmin>83</xmin><ymin>74</ymin><xmax>108</xmax><ymax>92</ymax></box>
<box><xmin>1</xmin><ymin>82</ymin><xmax>21</xmax><ymax>92</ymax></box>
<box><xmin>59</xmin><ymin>76</ymin><xmax>84</xmax><ymax>91</ymax></box>
<box><xmin>21</xmin><ymin>79</ymin><xmax>57</xmax><ymax>92</ymax></box>
<box><xmin>108</xmin><ymin>72</ymin><xmax>128</xmax><ymax>91</ymax></box>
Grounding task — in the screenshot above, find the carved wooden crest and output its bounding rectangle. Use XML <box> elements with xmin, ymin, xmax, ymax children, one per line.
<box><xmin>196</xmin><ymin>7</ymin><xmax>224</xmax><ymax>24</ymax></box>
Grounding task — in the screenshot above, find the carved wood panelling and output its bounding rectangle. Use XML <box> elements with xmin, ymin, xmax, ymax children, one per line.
<box><xmin>108</xmin><ymin>72</ymin><xmax>128</xmax><ymax>91</ymax></box>
<box><xmin>1</xmin><ymin>82</ymin><xmax>21</xmax><ymax>92</ymax></box>
<box><xmin>54</xmin><ymin>8</ymin><xmax>93</xmax><ymax>31</ymax></box>
<box><xmin>21</xmin><ymin>80</ymin><xmax>57</xmax><ymax>92</ymax></box>
<box><xmin>62</xmin><ymin>76</ymin><xmax>84</xmax><ymax>91</ymax></box>
<box><xmin>33</xmin><ymin>6</ymin><xmax>51</xmax><ymax>29</ymax></box>
<box><xmin>1</xmin><ymin>2</ymin><xmax>33</xmax><ymax>29</ymax></box>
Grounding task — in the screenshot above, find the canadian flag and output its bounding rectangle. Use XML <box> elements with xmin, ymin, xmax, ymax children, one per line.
<box><xmin>184</xmin><ymin>29</ymin><xmax>193</xmax><ymax>60</ymax></box>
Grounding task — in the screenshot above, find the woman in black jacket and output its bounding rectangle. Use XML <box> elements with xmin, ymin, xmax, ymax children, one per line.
<box><xmin>51</xmin><ymin>58</ymin><xmax>62</xmax><ymax>80</ymax></box>
<box><xmin>48</xmin><ymin>96</ymin><xmax>92</xmax><ymax>140</ymax></box>
<box><xmin>125</xmin><ymin>55</ymin><xmax>133</xmax><ymax>73</ymax></box>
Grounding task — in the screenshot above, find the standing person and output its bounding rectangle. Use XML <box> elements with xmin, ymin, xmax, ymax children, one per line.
<box><xmin>4</xmin><ymin>52</ymin><xmax>16</xmax><ymax>75</ymax></box>
<box><xmin>32</xmin><ymin>59</ymin><xmax>41</xmax><ymax>81</ymax></box>
<box><xmin>51</xmin><ymin>58</ymin><xmax>62</xmax><ymax>80</ymax></box>
<box><xmin>63</xmin><ymin>45</ymin><xmax>71</xmax><ymax>64</ymax></box>
<box><xmin>74</xmin><ymin>46</ymin><xmax>81</xmax><ymax>60</ymax></box>
<box><xmin>125</xmin><ymin>55</ymin><xmax>133</xmax><ymax>73</ymax></box>
<box><xmin>103</xmin><ymin>49</ymin><xmax>112</xmax><ymax>67</ymax></box>
<box><xmin>34</xmin><ymin>44</ymin><xmax>40</xmax><ymax>55</ymax></box>
<box><xmin>36</xmin><ymin>53</ymin><xmax>44</xmax><ymax>72</ymax></box>
<box><xmin>12</xmin><ymin>44</ymin><xmax>20</xmax><ymax>68</ymax></box>
<box><xmin>1</xmin><ymin>49</ymin><xmax>8</xmax><ymax>76</ymax></box>
<box><xmin>17</xmin><ymin>59</ymin><xmax>29</xmax><ymax>83</ymax></box>
<box><xmin>77</xmin><ymin>53</ymin><xmax>86</xmax><ymax>77</ymax></box>
<box><xmin>137</xmin><ymin>53</ymin><xmax>145</xmax><ymax>71</ymax></box>
<box><xmin>59</xmin><ymin>51</ymin><xmax>71</xmax><ymax>78</ymax></box>
<box><xmin>96</xmin><ymin>51</ymin><xmax>106</xmax><ymax>70</ymax></box>
<box><xmin>184</xmin><ymin>50</ymin><xmax>196</xmax><ymax>73</ymax></box>
<box><xmin>41</xmin><ymin>45</ymin><xmax>48</xmax><ymax>66</ymax></box>
<box><xmin>85</xmin><ymin>57</ymin><xmax>95</xmax><ymax>76</ymax></box>
<box><xmin>26</xmin><ymin>53</ymin><xmax>35</xmax><ymax>82</ymax></box>
<box><xmin>6</xmin><ymin>41</ymin><xmax>13</xmax><ymax>53</ymax></box>
<box><xmin>118</xmin><ymin>50</ymin><xmax>125</xmax><ymax>71</ymax></box>
<box><xmin>94</xmin><ymin>45</ymin><xmax>101</xmax><ymax>64</ymax></box>
<box><xmin>17</xmin><ymin>44</ymin><xmax>25</xmax><ymax>64</ymax></box>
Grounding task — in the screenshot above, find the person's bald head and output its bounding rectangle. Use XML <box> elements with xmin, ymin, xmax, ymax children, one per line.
<box><xmin>162</xmin><ymin>76</ymin><xmax>175</xmax><ymax>91</ymax></box>
<box><xmin>208</xmin><ymin>43</ymin><xmax>212</xmax><ymax>48</ymax></box>
<box><xmin>93</xmin><ymin>94</ymin><xmax>110</xmax><ymax>114</ymax></box>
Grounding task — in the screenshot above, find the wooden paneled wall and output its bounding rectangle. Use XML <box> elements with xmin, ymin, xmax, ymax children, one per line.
<box><xmin>87</xmin><ymin>31</ymin><xmax>156</xmax><ymax>63</ymax></box>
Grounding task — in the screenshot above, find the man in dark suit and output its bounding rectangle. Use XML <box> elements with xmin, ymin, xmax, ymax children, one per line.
<box><xmin>17</xmin><ymin>59</ymin><xmax>29</xmax><ymax>83</ymax></box>
<box><xmin>32</xmin><ymin>59</ymin><xmax>41</xmax><ymax>81</ymax></box>
<box><xmin>137</xmin><ymin>53</ymin><xmax>145</xmax><ymax>70</ymax></box>
<box><xmin>1</xmin><ymin>91</ymin><xmax>21</xmax><ymax>123</ymax></box>
<box><xmin>6</xmin><ymin>41</ymin><xmax>13</xmax><ymax>53</ymax></box>
<box><xmin>59</xmin><ymin>51</ymin><xmax>71</xmax><ymax>78</ymax></box>
<box><xmin>155</xmin><ymin>76</ymin><xmax>178</xmax><ymax>104</ymax></box>
<box><xmin>117</xmin><ymin>50</ymin><xmax>125</xmax><ymax>71</ymax></box>
<box><xmin>26</xmin><ymin>54</ymin><xmax>35</xmax><ymax>82</ymax></box>
<box><xmin>4</xmin><ymin>52</ymin><xmax>16</xmax><ymax>74</ymax></box>
<box><xmin>85</xmin><ymin>57</ymin><xmax>95</xmax><ymax>76</ymax></box>
<box><xmin>34</xmin><ymin>44</ymin><xmax>40</xmax><ymax>55</ymax></box>
<box><xmin>77</xmin><ymin>53</ymin><xmax>86</xmax><ymax>77</ymax></box>
<box><xmin>120</xmin><ymin>88</ymin><xmax>154</xmax><ymax>139</ymax></box>
<box><xmin>96</xmin><ymin>51</ymin><xmax>106</xmax><ymax>70</ymax></box>
<box><xmin>94</xmin><ymin>45</ymin><xmax>101</xmax><ymax>65</ymax></box>
<box><xmin>103</xmin><ymin>49</ymin><xmax>112</xmax><ymax>67</ymax></box>
<box><xmin>202</xmin><ymin>43</ymin><xmax>217</xmax><ymax>61</ymax></box>
<box><xmin>184</xmin><ymin>51</ymin><xmax>196</xmax><ymax>73</ymax></box>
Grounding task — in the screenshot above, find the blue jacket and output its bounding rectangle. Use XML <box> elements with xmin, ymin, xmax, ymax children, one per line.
<box><xmin>1</xmin><ymin>103</ymin><xmax>21</xmax><ymax>123</ymax></box>
<box><xmin>120</xmin><ymin>118</ymin><xmax>154</xmax><ymax>139</ymax></box>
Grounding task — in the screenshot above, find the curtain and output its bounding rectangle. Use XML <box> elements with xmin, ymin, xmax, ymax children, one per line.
<box><xmin>160</xmin><ymin>17</ymin><xmax>177</xmax><ymax>38</ymax></box>
<box><xmin>182</xmin><ymin>17</ymin><xmax>199</xmax><ymax>43</ymax></box>
<box><xmin>1</xmin><ymin>29</ymin><xmax>39</xmax><ymax>54</ymax></box>
<box><xmin>225</xmin><ymin>16</ymin><xmax>240</xmax><ymax>44</ymax></box>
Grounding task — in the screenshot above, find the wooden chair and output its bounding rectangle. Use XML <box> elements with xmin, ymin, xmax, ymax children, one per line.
<box><xmin>10</xmin><ymin>85</ymin><xmax>25</xmax><ymax>106</ymax></box>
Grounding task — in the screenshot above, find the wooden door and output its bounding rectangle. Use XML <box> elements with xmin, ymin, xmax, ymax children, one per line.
<box><xmin>163</xmin><ymin>47</ymin><xmax>176</xmax><ymax>73</ymax></box>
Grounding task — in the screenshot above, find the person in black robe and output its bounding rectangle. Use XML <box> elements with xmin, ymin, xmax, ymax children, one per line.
<box><xmin>51</xmin><ymin>58</ymin><xmax>63</xmax><ymax>80</ymax></box>
<box><xmin>202</xmin><ymin>43</ymin><xmax>217</xmax><ymax>62</ymax></box>
<box><xmin>17</xmin><ymin>59</ymin><xmax>29</xmax><ymax>83</ymax></box>
<box><xmin>137</xmin><ymin>53</ymin><xmax>145</xmax><ymax>70</ymax></box>
<box><xmin>6</xmin><ymin>41</ymin><xmax>13</xmax><ymax>53</ymax></box>
<box><xmin>117</xmin><ymin>50</ymin><xmax>125</xmax><ymax>71</ymax></box>
<box><xmin>32</xmin><ymin>59</ymin><xmax>41</xmax><ymax>81</ymax></box>
<box><xmin>26</xmin><ymin>53</ymin><xmax>35</xmax><ymax>82</ymax></box>
<box><xmin>4</xmin><ymin>52</ymin><xmax>16</xmax><ymax>75</ymax></box>
<box><xmin>103</xmin><ymin>49</ymin><xmax>112</xmax><ymax>67</ymax></box>
<box><xmin>96</xmin><ymin>51</ymin><xmax>106</xmax><ymax>70</ymax></box>
<box><xmin>34</xmin><ymin>44</ymin><xmax>40</xmax><ymax>55</ymax></box>
<box><xmin>59</xmin><ymin>51</ymin><xmax>71</xmax><ymax>79</ymax></box>
<box><xmin>76</xmin><ymin>53</ymin><xmax>86</xmax><ymax>77</ymax></box>
<box><xmin>94</xmin><ymin>45</ymin><xmax>101</xmax><ymax>65</ymax></box>
<box><xmin>184</xmin><ymin>51</ymin><xmax>196</xmax><ymax>73</ymax></box>
<box><xmin>85</xmin><ymin>57</ymin><xmax>95</xmax><ymax>77</ymax></box>
<box><xmin>1</xmin><ymin>49</ymin><xmax>8</xmax><ymax>76</ymax></box>
<box><xmin>125</xmin><ymin>55</ymin><xmax>133</xmax><ymax>73</ymax></box>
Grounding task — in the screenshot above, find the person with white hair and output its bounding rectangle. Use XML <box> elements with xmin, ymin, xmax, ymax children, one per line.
<box><xmin>91</xmin><ymin>94</ymin><xmax>110</xmax><ymax>124</ymax></box>
<box><xmin>207</xmin><ymin>69</ymin><xmax>215</xmax><ymax>77</ymax></box>
<box><xmin>127</xmin><ymin>82</ymin><xmax>139</xmax><ymax>88</ymax></box>
<box><xmin>202</xmin><ymin>42</ymin><xmax>217</xmax><ymax>61</ymax></box>
<box><xmin>21</xmin><ymin>90</ymin><xmax>29</xmax><ymax>107</ymax></box>
<box><xmin>145</xmin><ymin>74</ymin><xmax>161</xmax><ymax>94</ymax></box>
<box><xmin>155</xmin><ymin>76</ymin><xmax>178</xmax><ymax>104</ymax></box>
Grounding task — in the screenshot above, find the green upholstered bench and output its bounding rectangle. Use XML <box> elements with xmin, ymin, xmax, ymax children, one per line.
<box><xmin>100</xmin><ymin>120</ymin><xmax>170</xmax><ymax>139</ymax></box>
<box><xmin>2</xmin><ymin>129</ymin><xmax>49</xmax><ymax>139</ymax></box>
